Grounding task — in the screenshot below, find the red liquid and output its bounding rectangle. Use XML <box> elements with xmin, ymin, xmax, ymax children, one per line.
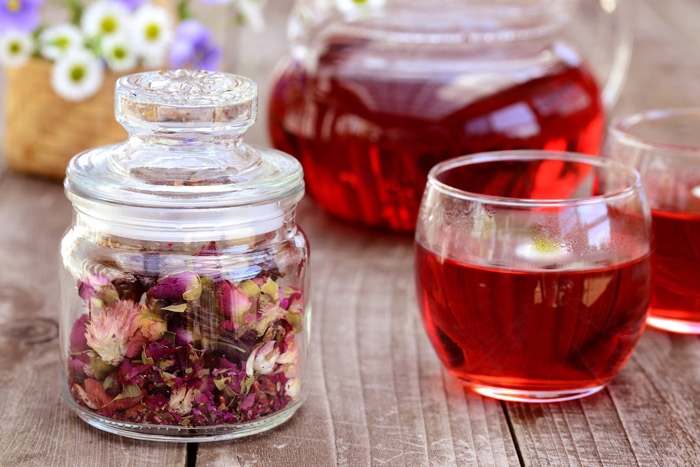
<box><xmin>415</xmin><ymin>244</ymin><xmax>650</xmax><ymax>394</ymax></box>
<box><xmin>649</xmin><ymin>210</ymin><xmax>700</xmax><ymax>332</ymax></box>
<box><xmin>270</xmin><ymin>49</ymin><xmax>603</xmax><ymax>231</ymax></box>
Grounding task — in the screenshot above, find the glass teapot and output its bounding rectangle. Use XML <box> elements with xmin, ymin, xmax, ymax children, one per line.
<box><xmin>269</xmin><ymin>0</ymin><xmax>632</xmax><ymax>231</ymax></box>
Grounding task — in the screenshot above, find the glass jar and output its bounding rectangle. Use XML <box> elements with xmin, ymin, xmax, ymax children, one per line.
<box><xmin>269</xmin><ymin>0</ymin><xmax>632</xmax><ymax>231</ymax></box>
<box><xmin>59</xmin><ymin>70</ymin><xmax>309</xmax><ymax>441</ymax></box>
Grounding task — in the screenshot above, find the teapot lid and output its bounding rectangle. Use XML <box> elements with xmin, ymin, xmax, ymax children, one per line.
<box><xmin>64</xmin><ymin>70</ymin><xmax>304</xmax><ymax>242</ymax></box>
<box><xmin>294</xmin><ymin>0</ymin><xmax>576</xmax><ymax>45</ymax></box>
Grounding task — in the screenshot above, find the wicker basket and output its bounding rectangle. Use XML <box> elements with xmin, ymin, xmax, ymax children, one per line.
<box><xmin>3</xmin><ymin>58</ymin><xmax>128</xmax><ymax>180</ymax></box>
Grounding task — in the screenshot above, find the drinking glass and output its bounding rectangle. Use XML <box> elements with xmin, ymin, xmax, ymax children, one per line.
<box><xmin>415</xmin><ymin>151</ymin><xmax>651</xmax><ymax>402</ymax></box>
<box><xmin>606</xmin><ymin>109</ymin><xmax>700</xmax><ymax>334</ymax></box>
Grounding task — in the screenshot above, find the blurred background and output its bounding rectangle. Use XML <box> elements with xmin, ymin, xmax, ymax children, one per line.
<box><xmin>2</xmin><ymin>0</ymin><xmax>700</xmax><ymax>164</ymax></box>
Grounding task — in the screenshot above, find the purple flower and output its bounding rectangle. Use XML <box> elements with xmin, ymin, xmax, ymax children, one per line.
<box><xmin>169</xmin><ymin>20</ymin><xmax>220</xmax><ymax>71</ymax></box>
<box><xmin>113</xmin><ymin>0</ymin><xmax>145</xmax><ymax>10</ymax></box>
<box><xmin>0</xmin><ymin>0</ymin><xmax>43</xmax><ymax>33</ymax></box>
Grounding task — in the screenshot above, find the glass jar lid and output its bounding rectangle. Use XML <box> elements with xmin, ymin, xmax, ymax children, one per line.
<box><xmin>64</xmin><ymin>70</ymin><xmax>304</xmax><ymax>242</ymax></box>
<box><xmin>66</xmin><ymin>69</ymin><xmax>303</xmax><ymax>209</ymax></box>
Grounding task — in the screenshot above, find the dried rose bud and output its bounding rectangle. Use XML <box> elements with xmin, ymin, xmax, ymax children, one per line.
<box><xmin>216</xmin><ymin>280</ymin><xmax>251</xmax><ymax>321</ymax></box>
<box><xmin>78</xmin><ymin>274</ymin><xmax>120</xmax><ymax>308</ymax></box>
<box><xmin>134</xmin><ymin>307</ymin><xmax>167</xmax><ymax>341</ymax></box>
<box><xmin>148</xmin><ymin>273</ymin><xmax>201</xmax><ymax>302</ymax></box>
<box><xmin>85</xmin><ymin>300</ymin><xmax>141</xmax><ymax>366</ymax></box>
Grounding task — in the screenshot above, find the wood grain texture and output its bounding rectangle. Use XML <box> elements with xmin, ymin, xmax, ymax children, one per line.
<box><xmin>605</xmin><ymin>330</ymin><xmax>700</xmax><ymax>466</ymax></box>
<box><xmin>0</xmin><ymin>175</ymin><xmax>188</xmax><ymax>467</ymax></box>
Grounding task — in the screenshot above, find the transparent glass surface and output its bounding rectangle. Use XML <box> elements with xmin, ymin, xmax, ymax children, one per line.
<box><xmin>60</xmin><ymin>70</ymin><xmax>310</xmax><ymax>441</ymax></box>
<box><xmin>415</xmin><ymin>151</ymin><xmax>651</xmax><ymax>402</ymax></box>
<box><xmin>606</xmin><ymin>109</ymin><xmax>700</xmax><ymax>334</ymax></box>
<box><xmin>269</xmin><ymin>0</ymin><xmax>631</xmax><ymax>231</ymax></box>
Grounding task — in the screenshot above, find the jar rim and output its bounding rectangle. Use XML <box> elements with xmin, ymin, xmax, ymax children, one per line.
<box><xmin>426</xmin><ymin>150</ymin><xmax>644</xmax><ymax>208</ymax></box>
<box><xmin>609</xmin><ymin>108</ymin><xmax>700</xmax><ymax>156</ymax></box>
<box><xmin>296</xmin><ymin>0</ymin><xmax>575</xmax><ymax>46</ymax></box>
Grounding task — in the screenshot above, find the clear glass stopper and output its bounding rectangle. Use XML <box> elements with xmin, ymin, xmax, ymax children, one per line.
<box><xmin>115</xmin><ymin>69</ymin><xmax>257</xmax><ymax>134</ymax></box>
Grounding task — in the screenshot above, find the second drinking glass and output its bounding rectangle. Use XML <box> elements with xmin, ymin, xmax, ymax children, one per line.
<box><xmin>606</xmin><ymin>109</ymin><xmax>700</xmax><ymax>334</ymax></box>
<box><xmin>415</xmin><ymin>151</ymin><xmax>651</xmax><ymax>402</ymax></box>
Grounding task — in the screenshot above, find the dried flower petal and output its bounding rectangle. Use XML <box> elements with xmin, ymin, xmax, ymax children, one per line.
<box><xmin>247</xmin><ymin>341</ymin><xmax>281</xmax><ymax>376</ymax></box>
<box><xmin>169</xmin><ymin>386</ymin><xmax>196</xmax><ymax>415</ymax></box>
<box><xmin>72</xmin><ymin>383</ymin><xmax>98</xmax><ymax>409</ymax></box>
<box><xmin>78</xmin><ymin>274</ymin><xmax>119</xmax><ymax>308</ymax></box>
<box><xmin>70</xmin><ymin>314</ymin><xmax>90</xmax><ymax>352</ymax></box>
<box><xmin>285</xmin><ymin>378</ymin><xmax>300</xmax><ymax>400</ymax></box>
<box><xmin>69</xmin><ymin>260</ymin><xmax>305</xmax><ymax>428</ymax></box>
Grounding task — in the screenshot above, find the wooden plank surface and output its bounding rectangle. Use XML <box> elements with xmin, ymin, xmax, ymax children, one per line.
<box><xmin>1</xmin><ymin>0</ymin><xmax>700</xmax><ymax>466</ymax></box>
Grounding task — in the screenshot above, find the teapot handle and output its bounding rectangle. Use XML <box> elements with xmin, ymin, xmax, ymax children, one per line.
<box><xmin>596</xmin><ymin>0</ymin><xmax>634</xmax><ymax>110</ymax></box>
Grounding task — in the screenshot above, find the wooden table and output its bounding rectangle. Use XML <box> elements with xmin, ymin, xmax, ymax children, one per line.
<box><xmin>2</xmin><ymin>1</ymin><xmax>700</xmax><ymax>465</ymax></box>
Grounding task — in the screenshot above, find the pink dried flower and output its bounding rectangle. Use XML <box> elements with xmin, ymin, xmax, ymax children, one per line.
<box><xmin>78</xmin><ymin>274</ymin><xmax>119</xmax><ymax>308</ymax></box>
<box><xmin>85</xmin><ymin>300</ymin><xmax>141</xmax><ymax>366</ymax></box>
<box><xmin>70</xmin><ymin>314</ymin><xmax>90</xmax><ymax>352</ymax></box>
<box><xmin>254</xmin><ymin>302</ymin><xmax>285</xmax><ymax>336</ymax></box>
<box><xmin>134</xmin><ymin>307</ymin><xmax>167</xmax><ymax>341</ymax></box>
<box><xmin>148</xmin><ymin>273</ymin><xmax>201</xmax><ymax>301</ymax></box>
<box><xmin>216</xmin><ymin>281</ymin><xmax>251</xmax><ymax>320</ymax></box>
<box><xmin>126</xmin><ymin>332</ymin><xmax>149</xmax><ymax>358</ymax></box>
<box><xmin>276</xmin><ymin>342</ymin><xmax>299</xmax><ymax>377</ymax></box>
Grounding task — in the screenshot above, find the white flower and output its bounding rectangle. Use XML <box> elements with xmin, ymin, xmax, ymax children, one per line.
<box><xmin>235</xmin><ymin>0</ymin><xmax>265</xmax><ymax>32</ymax></box>
<box><xmin>39</xmin><ymin>25</ymin><xmax>83</xmax><ymax>60</ymax></box>
<box><xmin>0</xmin><ymin>32</ymin><xmax>33</xmax><ymax>68</ymax></box>
<box><xmin>102</xmin><ymin>34</ymin><xmax>137</xmax><ymax>72</ymax></box>
<box><xmin>169</xmin><ymin>387</ymin><xmax>196</xmax><ymax>415</ymax></box>
<box><xmin>51</xmin><ymin>49</ymin><xmax>105</xmax><ymax>102</ymax></box>
<box><xmin>81</xmin><ymin>1</ymin><xmax>130</xmax><ymax>38</ymax></box>
<box><xmin>246</xmin><ymin>341</ymin><xmax>281</xmax><ymax>376</ymax></box>
<box><xmin>132</xmin><ymin>4</ymin><xmax>173</xmax><ymax>61</ymax></box>
<box><xmin>285</xmin><ymin>377</ymin><xmax>300</xmax><ymax>399</ymax></box>
<box><xmin>336</xmin><ymin>0</ymin><xmax>385</xmax><ymax>13</ymax></box>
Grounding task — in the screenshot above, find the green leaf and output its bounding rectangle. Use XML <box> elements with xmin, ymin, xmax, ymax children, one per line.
<box><xmin>163</xmin><ymin>330</ymin><xmax>176</xmax><ymax>344</ymax></box>
<box><xmin>261</xmin><ymin>278</ymin><xmax>279</xmax><ymax>301</ymax></box>
<box><xmin>214</xmin><ymin>377</ymin><xmax>231</xmax><ymax>391</ymax></box>
<box><xmin>183</xmin><ymin>283</ymin><xmax>202</xmax><ymax>301</ymax></box>
<box><xmin>141</xmin><ymin>348</ymin><xmax>154</xmax><ymax>366</ymax></box>
<box><xmin>112</xmin><ymin>384</ymin><xmax>141</xmax><ymax>402</ymax></box>
<box><xmin>239</xmin><ymin>280</ymin><xmax>261</xmax><ymax>298</ymax></box>
<box><xmin>163</xmin><ymin>303</ymin><xmax>188</xmax><ymax>313</ymax></box>
<box><xmin>178</xmin><ymin>0</ymin><xmax>193</xmax><ymax>20</ymax></box>
<box><xmin>90</xmin><ymin>355</ymin><xmax>114</xmax><ymax>380</ymax></box>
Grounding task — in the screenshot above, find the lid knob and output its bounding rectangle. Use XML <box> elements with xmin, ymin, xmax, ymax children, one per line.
<box><xmin>115</xmin><ymin>69</ymin><xmax>257</xmax><ymax>134</ymax></box>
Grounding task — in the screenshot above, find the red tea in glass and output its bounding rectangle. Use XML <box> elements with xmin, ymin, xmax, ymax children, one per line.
<box><xmin>270</xmin><ymin>42</ymin><xmax>603</xmax><ymax>231</ymax></box>
<box><xmin>606</xmin><ymin>109</ymin><xmax>700</xmax><ymax>334</ymax></box>
<box><xmin>415</xmin><ymin>152</ymin><xmax>651</xmax><ymax>402</ymax></box>
<box><xmin>416</xmin><ymin>245</ymin><xmax>649</xmax><ymax>397</ymax></box>
<box><xmin>648</xmin><ymin>210</ymin><xmax>700</xmax><ymax>332</ymax></box>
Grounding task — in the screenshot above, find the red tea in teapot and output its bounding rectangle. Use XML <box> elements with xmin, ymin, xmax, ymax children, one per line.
<box><xmin>270</xmin><ymin>44</ymin><xmax>603</xmax><ymax>231</ymax></box>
